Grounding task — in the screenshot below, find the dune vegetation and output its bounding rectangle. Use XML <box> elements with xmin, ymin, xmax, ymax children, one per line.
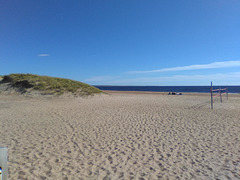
<box><xmin>0</xmin><ymin>73</ymin><xmax>102</xmax><ymax>96</ymax></box>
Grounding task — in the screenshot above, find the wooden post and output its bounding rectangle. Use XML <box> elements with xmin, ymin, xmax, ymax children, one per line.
<box><xmin>227</xmin><ymin>87</ymin><xmax>228</xmax><ymax>100</ymax></box>
<box><xmin>211</xmin><ymin>82</ymin><xmax>213</xmax><ymax>109</ymax></box>
<box><xmin>0</xmin><ymin>147</ymin><xmax>8</xmax><ymax>180</ymax></box>
<box><xmin>219</xmin><ymin>87</ymin><xmax>222</xmax><ymax>103</ymax></box>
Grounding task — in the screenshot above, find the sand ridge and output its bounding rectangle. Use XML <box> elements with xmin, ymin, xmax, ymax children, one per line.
<box><xmin>0</xmin><ymin>93</ymin><xmax>240</xmax><ymax>179</ymax></box>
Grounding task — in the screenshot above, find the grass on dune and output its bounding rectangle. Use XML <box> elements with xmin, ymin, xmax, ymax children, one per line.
<box><xmin>1</xmin><ymin>73</ymin><xmax>102</xmax><ymax>95</ymax></box>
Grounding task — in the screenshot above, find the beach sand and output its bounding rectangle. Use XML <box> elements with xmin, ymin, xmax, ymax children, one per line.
<box><xmin>0</xmin><ymin>92</ymin><xmax>240</xmax><ymax>179</ymax></box>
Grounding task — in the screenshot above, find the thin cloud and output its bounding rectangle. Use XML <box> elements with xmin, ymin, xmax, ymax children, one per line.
<box><xmin>86</xmin><ymin>72</ymin><xmax>240</xmax><ymax>85</ymax></box>
<box><xmin>128</xmin><ymin>60</ymin><xmax>240</xmax><ymax>74</ymax></box>
<box><xmin>85</xmin><ymin>76</ymin><xmax>120</xmax><ymax>82</ymax></box>
<box><xmin>38</xmin><ymin>54</ymin><xmax>50</xmax><ymax>57</ymax></box>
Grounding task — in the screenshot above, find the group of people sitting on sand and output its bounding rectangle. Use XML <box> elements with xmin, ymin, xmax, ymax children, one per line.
<box><xmin>168</xmin><ymin>92</ymin><xmax>182</xmax><ymax>95</ymax></box>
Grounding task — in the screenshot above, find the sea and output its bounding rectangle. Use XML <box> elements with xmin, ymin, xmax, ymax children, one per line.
<box><xmin>94</xmin><ymin>86</ymin><xmax>240</xmax><ymax>94</ymax></box>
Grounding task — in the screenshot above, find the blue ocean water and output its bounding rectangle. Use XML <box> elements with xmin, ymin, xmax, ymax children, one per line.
<box><xmin>94</xmin><ymin>86</ymin><xmax>240</xmax><ymax>94</ymax></box>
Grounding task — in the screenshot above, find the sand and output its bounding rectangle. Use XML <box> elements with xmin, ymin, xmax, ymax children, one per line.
<box><xmin>0</xmin><ymin>92</ymin><xmax>240</xmax><ymax>179</ymax></box>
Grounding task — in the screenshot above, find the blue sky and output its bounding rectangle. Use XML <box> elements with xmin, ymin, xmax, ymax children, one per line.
<box><xmin>1</xmin><ymin>0</ymin><xmax>240</xmax><ymax>85</ymax></box>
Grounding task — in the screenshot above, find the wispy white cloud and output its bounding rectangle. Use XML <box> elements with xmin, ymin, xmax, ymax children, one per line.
<box><xmin>128</xmin><ymin>60</ymin><xmax>240</xmax><ymax>74</ymax></box>
<box><xmin>85</xmin><ymin>76</ymin><xmax>119</xmax><ymax>82</ymax></box>
<box><xmin>38</xmin><ymin>54</ymin><xmax>50</xmax><ymax>57</ymax></box>
<box><xmin>86</xmin><ymin>72</ymin><xmax>240</xmax><ymax>85</ymax></box>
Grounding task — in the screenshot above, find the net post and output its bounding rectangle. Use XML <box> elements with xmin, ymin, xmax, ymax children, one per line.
<box><xmin>219</xmin><ymin>86</ymin><xmax>222</xmax><ymax>103</ymax></box>
<box><xmin>210</xmin><ymin>82</ymin><xmax>213</xmax><ymax>109</ymax></box>
<box><xmin>227</xmin><ymin>87</ymin><xmax>228</xmax><ymax>100</ymax></box>
<box><xmin>0</xmin><ymin>147</ymin><xmax>8</xmax><ymax>180</ymax></box>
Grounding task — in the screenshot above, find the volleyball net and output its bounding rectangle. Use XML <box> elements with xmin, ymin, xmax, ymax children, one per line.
<box><xmin>210</xmin><ymin>82</ymin><xmax>228</xmax><ymax>109</ymax></box>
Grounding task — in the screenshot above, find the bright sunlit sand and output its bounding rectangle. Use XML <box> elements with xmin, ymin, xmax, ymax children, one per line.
<box><xmin>0</xmin><ymin>92</ymin><xmax>240</xmax><ymax>179</ymax></box>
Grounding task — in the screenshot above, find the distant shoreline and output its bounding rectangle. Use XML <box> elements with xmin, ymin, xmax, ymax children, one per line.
<box><xmin>103</xmin><ymin>90</ymin><xmax>208</xmax><ymax>96</ymax></box>
<box><xmin>103</xmin><ymin>90</ymin><xmax>240</xmax><ymax>97</ymax></box>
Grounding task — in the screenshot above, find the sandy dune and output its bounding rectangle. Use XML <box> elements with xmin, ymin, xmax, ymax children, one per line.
<box><xmin>0</xmin><ymin>92</ymin><xmax>240</xmax><ymax>179</ymax></box>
